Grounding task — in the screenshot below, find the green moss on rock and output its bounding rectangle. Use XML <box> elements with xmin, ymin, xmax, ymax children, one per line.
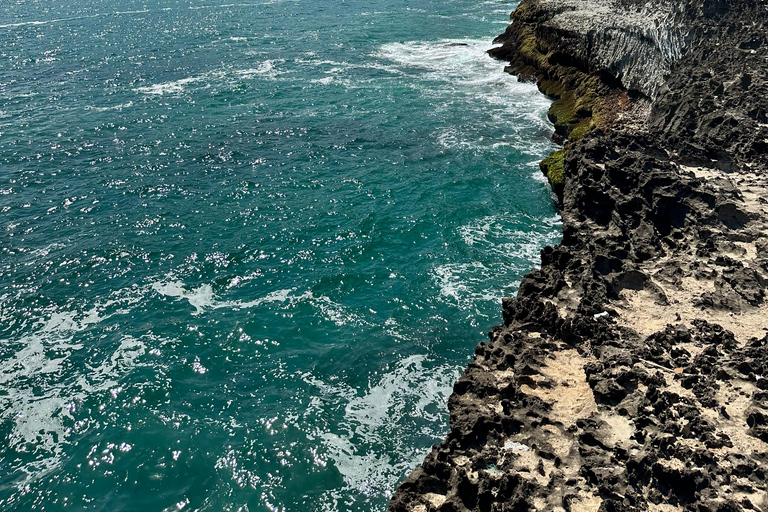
<box><xmin>495</xmin><ymin>0</ymin><xmax>632</xmax><ymax>197</ymax></box>
<box><xmin>539</xmin><ymin>78</ymin><xmax>567</xmax><ymax>98</ymax></box>
<box><xmin>548</xmin><ymin>92</ymin><xmax>579</xmax><ymax>136</ymax></box>
<box><xmin>568</xmin><ymin>121</ymin><xmax>593</xmax><ymax>141</ymax></box>
<box><xmin>540</xmin><ymin>149</ymin><xmax>565</xmax><ymax>193</ymax></box>
<box><xmin>517</xmin><ymin>26</ymin><xmax>550</xmax><ymax>70</ymax></box>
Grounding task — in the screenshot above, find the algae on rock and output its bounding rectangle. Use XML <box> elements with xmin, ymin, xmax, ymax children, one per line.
<box><xmin>539</xmin><ymin>149</ymin><xmax>564</xmax><ymax>194</ymax></box>
<box><xmin>489</xmin><ymin>1</ymin><xmax>631</xmax><ymax>196</ymax></box>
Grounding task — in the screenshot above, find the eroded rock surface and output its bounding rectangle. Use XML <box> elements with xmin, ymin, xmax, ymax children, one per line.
<box><xmin>390</xmin><ymin>0</ymin><xmax>768</xmax><ymax>510</ymax></box>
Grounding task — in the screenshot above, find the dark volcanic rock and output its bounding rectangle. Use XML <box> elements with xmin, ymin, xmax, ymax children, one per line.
<box><xmin>390</xmin><ymin>0</ymin><xmax>768</xmax><ymax>511</ymax></box>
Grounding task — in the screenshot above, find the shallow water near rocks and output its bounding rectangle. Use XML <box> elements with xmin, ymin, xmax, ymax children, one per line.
<box><xmin>0</xmin><ymin>0</ymin><xmax>558</xmax><ymax>510</ymax></box>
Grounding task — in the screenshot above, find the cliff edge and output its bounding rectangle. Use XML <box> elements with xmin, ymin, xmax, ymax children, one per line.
<box><xmin>389</xmin><ymin>0</ymin><xmax>768</xmax><ymax>511</ymax></box>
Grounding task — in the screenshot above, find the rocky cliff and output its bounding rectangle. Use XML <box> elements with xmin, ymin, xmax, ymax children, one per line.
<box><xmin>389</xmin><ymin>0</ymin><xmax>768</xmax><ymax>511</ymax></box>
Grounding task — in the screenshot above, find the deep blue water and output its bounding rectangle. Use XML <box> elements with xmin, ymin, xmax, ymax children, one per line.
<box><xmin>0</xmin><ymin>1</ymin><xmax>558</xmax><ymax>510</ymax></box>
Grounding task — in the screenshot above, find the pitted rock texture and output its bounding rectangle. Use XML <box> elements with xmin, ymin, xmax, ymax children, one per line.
<box><xmin>389</xmin><ymin>0</ymin><xmax>768</xmax><ymax>511</ymax></box>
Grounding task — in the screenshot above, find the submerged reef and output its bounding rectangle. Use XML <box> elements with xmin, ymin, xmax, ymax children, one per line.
<box><xmin>390</xmin><ymin>0</ymin><xmax>768</xmax><ymax>510</ymax></box>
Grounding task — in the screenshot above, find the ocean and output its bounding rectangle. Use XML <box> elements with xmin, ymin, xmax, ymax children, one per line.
<box><xmin>0</xmin><ymin>0</ymin><xmax>558</xmax><ymax>510</ymax></box>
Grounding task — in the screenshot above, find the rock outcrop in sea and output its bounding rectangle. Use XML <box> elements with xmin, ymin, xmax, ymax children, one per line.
<box><xmin>389</xmin><ymin>0</ymin><xmax>768</xmax><ymax>510</ymax></box>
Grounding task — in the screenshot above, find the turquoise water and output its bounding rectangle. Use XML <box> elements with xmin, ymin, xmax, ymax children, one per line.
<box><xmin>0</xmin><ymin>1</ymin><xmax>558</xmax><ymax>510</ymax></box>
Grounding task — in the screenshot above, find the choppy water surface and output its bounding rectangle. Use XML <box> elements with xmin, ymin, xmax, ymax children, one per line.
<box><xmin>0</xmin><ymin>0</ymin><xmax>558</xmax><ymax>510</ymax></box>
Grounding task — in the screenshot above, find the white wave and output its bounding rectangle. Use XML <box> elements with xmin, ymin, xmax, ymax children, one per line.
<box><xmin>345</xmin><ymin>355</ymin><xmax>451</xmax><ymax>427</ymax></box>
<box><xmin>134</xmin><ymin>75</ymin><xmax>206</xmax><ymax>95</ymax></box>
<box><xmin>150</xmin><ymin>278</ymin><xmax>375</xmax><ymax>328</ymax></box>
<box><xmin>28</xmin><ymin>242</ymin><xmax>67</xmax><ymax>258</ymax></box>
<box><xmin>311</xmin><ymin>76</ymin><xmax>335</xmax><ymax>86</ymax></box>
<box><xmin>85</xmin><ymin>101</ymin><xmax>134</xmax><ymax>112</ymax></box>
<box><xmin>306</xmin><ymin>292</ymin><xmax>373</xmax><ymax>328</ymax></box>
<box><xmin>381</xmin><ymin>317</ymin><xmax>414</xmax><ymax>343</ymax></box>
<box><xmin>432</xmin><ymin>262</ymin><xmax>500</xmax><ymax>308</ymax></box>
<box><xmin>436</xmin><ymin>127</ymin><xmax>462</xmax><ymax>150</ymax></box>
<box><xmin>0</xmin><ymin>284</ymin><xmax>155</xmax><ymax>490</ymax></box>
<box><xmin>376</xmin><ymin>38</ymin><xmax>554</xmax><ymax>152</ymax></box>
<box><xmin>293</xmin><ymin>57</ymin><xmax>405</xmax><ymax>82</ymax></box>
<box><xmin>152</xmin><ymin>280</ymin><xmax>217</xmax><ymax>314</ymax></box>
<box><xmin>428</xmin><ymin>214</ymin><xmax>562</xmax><ymax>313</ymax></box>
<box><xmin>0</xmin><ymin>288</ymin><xmax>148</xmax><ymax>387</ymax></box>
<box><xmin>457</xmin><ymin>214</ymin><xmax>562</xmax><ymax>260</ymax></box>
<box><xmin>151</xmin><ymin>278</ymin><xmax>297</xmax><ymax>315</ymax></box>
<box><xmin>135</xmin><ymin>61</ymin><xmax>282</xmax><ymax>95</ymax></box>
<box><xmin>112</xmin><ymin>9</ymin><xmax>150</xmax><ymax>15</ymax></box>
<box><xmin>302</xmin><ymin>355</ymin><xmax>460</xmax><ymax>500</ymax></box>
<box><xmin>4</xmin><ymin>333</ymin><xmax>150</xmax><ymax>477</ymax></box>
<box><xmin>235</xmin><ymin>59</ymin><xmax>283</xmax><ymax>80</ymax></box>
<box><xmin>0</xmin><ymin>10</ymin><xmax>152</xmax><ymax>30</ymax></box>
<box><xmin>235</xmin><ymin>288</ymin><xmax>295</xmax><ymax>309</ymax></box>
<box><xmin>0</xmin><ymin>17</ymin><xmax>78</xmax><ymax>29</ymax></box>
<box><xmin>530</xmin><ymin>162</ymin><xmax>552</xmax><ymax>183</ymax></box>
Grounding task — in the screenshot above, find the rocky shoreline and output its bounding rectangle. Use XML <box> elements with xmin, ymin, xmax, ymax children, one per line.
<box><xmin>389</xmin><ymin>1</ymin><xmax>768</xmax><ymax>511</ymax></box>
